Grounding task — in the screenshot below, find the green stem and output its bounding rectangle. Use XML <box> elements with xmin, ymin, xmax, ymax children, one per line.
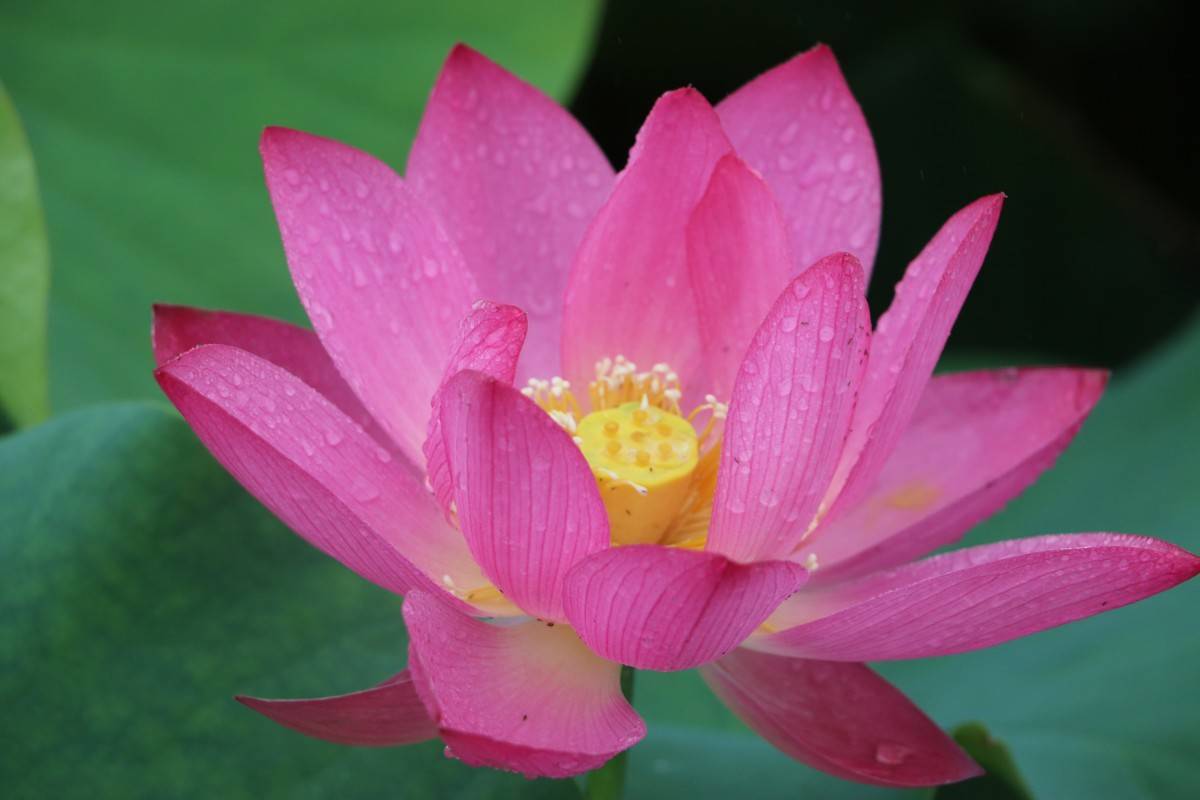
<box><xmin>583</xmin><ymin>666</ymin><xmax>636</xmax><ymax>800</ymax></box>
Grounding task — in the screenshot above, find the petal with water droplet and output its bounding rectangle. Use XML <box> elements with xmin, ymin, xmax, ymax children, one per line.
<box><xmin>156</xmin><ymin>344</ymin><xmax>488</xmax><ymax>611</ymax></box>
<box><xmin>759</xmin><ymin>533</ymin><xmax>1200</xmax><ymax>661</ymax></box>
<box><xmin>700</xmin><ymin>649</ymin><xmax>980</xmax><ymax>787</ymax></box>
<box><xmin>687</xmin><ymin>154</ymin><xmax>794</xmax><ymax>401</ymax></box>
<box><xmin>708</xmin><ymin>253</ymin><xmax>870</xmax><ymax>562</ymax></box>
<box><xmin>407</xmin><ymin>45</ymin><xmax>614</xmax><ymax>380</ymax></box>
<box><xmin>404</xmin><ymin>592</ymin><xmax>645</xmax><ymax>778</ymax></box>
<box><xmin>717</xmin><ymin>45</ymin><xmax>882</xmax><ymax>280</ymax></box>
<box><xmin>261</xmin><ymin>127</ymin><xmax>477</xmax><ymax>469</ymax></box>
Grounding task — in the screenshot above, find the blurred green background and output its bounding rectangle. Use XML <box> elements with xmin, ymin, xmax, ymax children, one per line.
<box><xmin>1</xmin><ymin>1</ymin><xmax>1196</xmax><ymax>798</ymax></box>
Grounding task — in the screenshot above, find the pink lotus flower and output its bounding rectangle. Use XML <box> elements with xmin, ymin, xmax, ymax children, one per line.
<box><xmin>152</xmin><ymin>43</ymin><xmax>1199</xmax><ymax>788</ymax></box>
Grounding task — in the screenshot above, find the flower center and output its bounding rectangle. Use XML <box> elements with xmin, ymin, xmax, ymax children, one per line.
<box><xmin>576</xmin><ymin>401</ymin><xmax>699</xmax><ymax>545</ymax></box>
<box><xmin>523</xmin><ymin>356</ymin><xmax>726</xmax><ymax>547</ymax></box>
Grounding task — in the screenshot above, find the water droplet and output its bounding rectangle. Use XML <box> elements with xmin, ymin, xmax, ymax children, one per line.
<box><xmin>283</xmin><ymin>168</ymin><xmax>301</xmax><ymax>186</ymax></box>
<box><xmin>423</xmin><ymin>258</ymin><xmax>441</xmax><ymax>278</ymax></box>
<box><xmin>819</xmin><ymin>326</ymin><xmax>834</xmax><ymax>342</ymax></box>
<box><xmin>837</xmin><ymin>153</ymin><xmax>856</xmax><ymax>172</ymax></box>
<box><xmin>874</xmin><ymin>743</ymin><xmax>913</xmax><ymax>766</ymax></box>
<box><xmin>324</xmin><ymin>428</ymin><xmax>344</xmax><ymax>446</ymax></box>
<box><xmin>780</xmin><ymin>316</ymin><xmax>798</xmax><ymax>332</ymax></box>
<box><xmin>309</xmin><ymin>301</ymin><xmax>333</xmax><ymax>331</ymax></box>
<box><xmin>350</xmin><ymin>477</ymin><xmax>380</xmax><ymax>502</ymax></box>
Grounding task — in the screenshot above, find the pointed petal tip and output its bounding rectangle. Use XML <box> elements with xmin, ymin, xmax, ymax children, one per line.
<box><xmin>259</xmin><ymin>124</ymin><xmax>294</xmax><ymax>151</ymax></box>
<box><xmin>447</xmin><ymin>41</ymin><xmax>478</xmax><ymax>60</ymax></box>
<box><xmin>259</xmin><ymin>126</ymin><xmax>330</xmax><ymax>162</ymax></box>
<box><xmin>938</xmin><ymin>752</ymin><xmax>986</xmax><ymax>786</ymax></box>
<box><xmin>808</xmin><ymin>250</ymin><xmax>867</xmax><ymax>290</ymax></box>
<box><xmin>440</xmin><ymin>42</ymin><xmax>501</xmax><ymax>78</ymax></box>
<box><xmin>804</xmin><ymin>41</ymin><xmax>836</xmax><ymax>63</ymax></box>
<box><xmin>653</xmin><ymin>85</ymin><xmax>715</xmax><ymax>112</ymax></box>
<box><xmin>980</xmin><ymin>192</ymin><xmax>1006</xmax><ymax>211</ymax></box>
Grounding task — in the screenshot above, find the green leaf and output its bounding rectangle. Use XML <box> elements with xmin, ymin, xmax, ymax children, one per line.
<box><xmin>0</xmin><ymin>81</ymin><xmax>50</xmax><ymax>429</ymax></box>
<box><xmin>0</xmin><ymin>1</ymin><xmax>600</xmax><ymax>411</ymax></box>
<box><xmin>0</xmin><ymin>402</ymin><xmax>578</xmax><ymax>799</ymax></box>
<box><xmin>934</xmin><ymin>723</ymin><xmax>1035</xmax><ymax>800</ymax></box>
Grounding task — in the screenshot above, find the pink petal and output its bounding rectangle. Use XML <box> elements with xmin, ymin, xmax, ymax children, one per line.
<box><xmin>717</xmin><ymin>45</ymin><xmax>882</xmax><ymax>280</ymax></box>
<box><xmin>561</xmin><ymin>89</ymin><xmax>732</xmax><ymax>401</ymax></box>
<box><xmin>824</xmin><ymin>194</ymin><xmax>1004</xmax><ymax>521</ymax></box>
<box><xmin>700</xmin><ymin>649</ymin><xmax>980</xmax><ymax>787</ymax></box>
<box><xmin>406</xmin><ymin>45</ymin><xmax>614</xmax><ymax>380</ymax></box>
<box><xmin>236</xmin><ymin>670</ymin><xmax>436</xmax><ymax>746</ymax></box>
<box><xmin>686</xmin><ymin>154</ymin><xmax>795</xmax><ymax>401</ymax></box>
<box><xmin>155</xmin><ymin>344</ymin><xmax>484</xmax><ymax>608</ymax></box>
<box><xmin>759</xmin><ymin>533</ymin><xmax>1200</xmax><ymax>661</ymax></box>
<box><xmin>423</xmin><ymin>302</ymin><xmax>528</xmax><ymax>520</ymax></box>
<box><xmin>403</xmin><ymin>592</ymin><xmax>645</xmax><ymax>778</ymax></box>
<box><xmin>151</xmin><ymin>304</ymin><xmax>396</xmax><ymax>457</ymax></box>
<box><xmin>706</xmin><ymin>253</ymin><xmax>871</xmax><ymax>563</ymax></box>
<box><xmin>562</xmin><ymin>545</ymin><xmax>806</xmax><ymax>671</ymax></box>
<box><xmin>800</xmin><ymin>368</ymin><xmax>1108</xmax><ymax>582</ymax></box>
<box><xmin>261</xmin><ymin>127</ymin><xmax>477</xmax><ymax>468</ymax></box>
<box><xmin>439</xmin><ymin>370</ymin><xmax>608</xmax><ymax>620</ymax></box>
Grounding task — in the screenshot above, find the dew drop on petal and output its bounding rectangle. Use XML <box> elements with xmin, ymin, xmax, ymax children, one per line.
<box><xmin>874</xmin><ymin>742</ymin><xmax>913</xmax><ymax>766</ymax></box>
<box><xmin>350</xmin><ymin>477</ymin><xmax>380</xmax><ymax>502</ymax></box>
